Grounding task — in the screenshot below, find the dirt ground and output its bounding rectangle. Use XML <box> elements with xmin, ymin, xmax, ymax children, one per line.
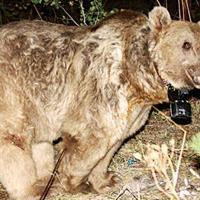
<box><xmin>0</xmin><ymin>97</ymin><xmax>200</xmax><ymax>200</ymax></box>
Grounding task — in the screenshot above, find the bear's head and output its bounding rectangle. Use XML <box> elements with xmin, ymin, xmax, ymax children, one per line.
<box><xmin>149</xmin><ymin>7</ymin><xmax>200</xmax><ymax>90</ymax></box>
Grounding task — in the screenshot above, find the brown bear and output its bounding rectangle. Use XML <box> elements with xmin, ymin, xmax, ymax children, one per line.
<box><xmin>0</xmin><ymin>6</ymin><xmax>199</xmax><ymax>199</ymax></box>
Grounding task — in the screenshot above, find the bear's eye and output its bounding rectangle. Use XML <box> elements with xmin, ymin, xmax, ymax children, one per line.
<box><xmin>182</xmin><ymin>41</ymin><xmax>192</xmax><ymax>50</ymax></box>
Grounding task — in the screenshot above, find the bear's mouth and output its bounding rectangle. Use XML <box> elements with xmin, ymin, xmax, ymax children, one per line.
<box><xmin>186</xmin><ymin>67</ymin><xmax>200</xmax><ymax>89</ymax></box>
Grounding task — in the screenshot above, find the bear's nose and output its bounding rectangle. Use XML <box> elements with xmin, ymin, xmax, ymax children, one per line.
<box><xmin>193</xmin><ymin>76</ymin><xmax>200</xmax><ymax>85</ymax></box>
<box><xmin>186</xmin><ymin>66</ymin><xmax>200</xmax><ymax>89</ymax></box>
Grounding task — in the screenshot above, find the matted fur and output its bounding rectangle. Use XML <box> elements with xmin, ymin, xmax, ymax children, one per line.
<box><xmin>0</xmin><ymin>7</ymin><xmax>200</xmax><ymax>199</ymax></box>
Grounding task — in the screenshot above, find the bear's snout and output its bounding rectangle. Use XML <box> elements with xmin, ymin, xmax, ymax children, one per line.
<box><xmin>186</xmin><ymin>67</ymin><xmax>200</xmax><ymax>89</ymax></box>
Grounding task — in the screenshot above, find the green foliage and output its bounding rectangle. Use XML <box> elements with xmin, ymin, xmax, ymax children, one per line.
<box><xmin>84</xmin><ymin>0</ymin><xmax>106</xmax><ymax>25</ymax></box>
<box><xmin>189</xmin><ymin>133</ymin><xmax>200</xmax><ymax>155</ymax></box>
<box><xmin>80</xmin><ymin>0</ymin><xmax>118</xmax><ymax>26</ymax></box>
<box><xmin>31</xmin><ymin>0</ymin><xmax>117</xmax><ymax>26</ymax></box>
<box><xmin>31</xmin><ymin>0</ymin><xmax>61</xmax><ymax>8</ymax></box>
<box><xmin>31</xmin><ymin>0</ymin><xmax>107</xmax><ymax>25</ymax></box>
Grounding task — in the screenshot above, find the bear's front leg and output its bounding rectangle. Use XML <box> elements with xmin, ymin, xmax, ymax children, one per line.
<box><xmin>59</xmin><ymin>132</ymin><xmax>114</xmax><ymax>193</ymax></box>
<box><xmin>0</xmin><ymin>138</ymin><xmax>38</xmax><ymax>200</ymax></box>
<box><xmin>88</xmin><ymin>140</ymin><xmax>122</xmax><ymax>193</ymax></box>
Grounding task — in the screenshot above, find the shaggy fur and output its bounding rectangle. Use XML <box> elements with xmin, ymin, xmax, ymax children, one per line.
<box><xmin>0</xmin><ymin>7</ymin><xmax>200</xmax><ymax>199</ymax></box>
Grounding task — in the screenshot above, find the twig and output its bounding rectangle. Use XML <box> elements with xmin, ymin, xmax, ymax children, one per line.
<box><xmin>174</xmin><ymin>126</ymin><xmax>187</xmax><ymax>188</ymax></box>
<box><xmin>116</xmin><ymin>187</ymin><xmax>138</xmax><ymax>200</ymax></box>
<box><xmin>59</xmin><ymin>6</ymin><xmax>80</xmax><ymax>26</ymax></box>
<box><xmin>165</xmin><ymin>0</ymin><xmax>168</xmax><ymax>9</ymax></box>
<box><xmin>182</xmin><ymin>0</ymin><xmax>185</xmax><ymax>20</ymax></box>
<box><xmin>185</xmin><ymin>0</ymin><xmax>192</xmax><ymax>21</ymax></box>
<box><xmin>33</xmin><ymin>4</ymin><xmax>43</xmax><ymax>20</ymax></box>
<box><xmin>52</xmin><ymin>8</ymin><xmax>58</xmax><ymax>22</ymax></box>
<box><xmin>144</xmin><ymin>142</ymin><xmax>180</xmax><ymax>199</ymax></box>
<box><xmin>178</xmin><ymin>0</ymin><xmax>182</xmax><ymax>20</ymax></box>
<box><xmin>39</xmin><ymin>148</ymin><xmax>66</xmax><ymax>200</ymax></box>
<box><xmin>79</xmin><ymin>0</ymin><xmax>88</xmax><ymax>26</ymax></box>
<box><xmin>153</xmin><ymin>106</ymin><xmax>187</xmax><ymax>189</ymax></box>
<box><xmin>151</xmin><ymin>169</ymin><xmax>175</xmax><ymax>199</ymax></box>
<box><xmin>156</xmin><ymin>0</ymin><xmax>162</xmax><ymax>6</ymax></box>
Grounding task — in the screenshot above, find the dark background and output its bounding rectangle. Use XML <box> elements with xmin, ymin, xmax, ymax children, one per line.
<box><xmin>0</xmin><ymin>0</ymin><xmax>199</xmax><ymax>25</ymax></box>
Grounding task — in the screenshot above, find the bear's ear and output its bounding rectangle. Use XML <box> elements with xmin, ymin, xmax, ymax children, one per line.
<box><xmin>148</xmin><ymin>6</ymin><xmax>171</xmax><ymax>31</ymax></box>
